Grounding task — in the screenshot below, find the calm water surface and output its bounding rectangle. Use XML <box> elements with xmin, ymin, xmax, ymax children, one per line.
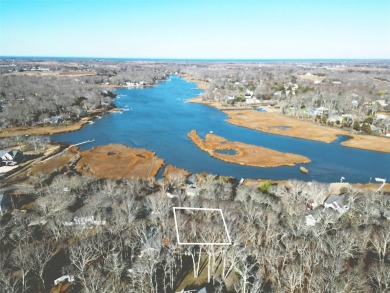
<box><xmin>52</xmin><ymin>76</ymin><xmax>390</xmax><ymax>183</ymax></box>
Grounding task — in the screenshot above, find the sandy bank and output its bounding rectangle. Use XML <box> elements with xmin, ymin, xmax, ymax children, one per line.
<box><xmin>180</xmin><ymin>74</ymin><xmax>209</xmax><ymax>90</ymax></box>
<box><xmin>184</xmin><ymin>76</ymin><xmax>390</xmax><ymax>153</ymax></box>
<box><xmin>188</xmin><ymin>130</ymin><xmax>310</xmax><ymax>167</ymax></box>
<box><xmin>0</xmin><ymin>121</ymin><xmax>90</xmax><ymax>138</ymax></box>
<box><xmin>77</xmin><ymin>144</ymin><xmax>164</xmax><ymax>179</ymax></box>
<box><xmin>224</xmin><ymin>111</ymin><xmax>390</xmax><ymax>153</ymax></box>
<box><xmin>0</xmin><ymin>108</ymin><xmax>121</xmax><ymax>139</ymax></box>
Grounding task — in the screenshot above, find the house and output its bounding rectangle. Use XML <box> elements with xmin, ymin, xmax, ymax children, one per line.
<box><xmin>54</xmin><ymin>275</ymin><xmax>74</xmax><ymax>286</ymax></box>
<box><xmin>0</xmin><ymin>150</ymin><xmax>24</xmax><ymax>166</ymax></box>
<box><xmin>324</xmin><ymin>194</ymin><xmax>350</xmax><ymax>215</ymax></box>
<box><xmin>328</xmin><ymin>115</ymin><xmax>343</xmax><ymax>124</ymax></box>
<box><xmin>50</xmin><ymin>116</ymin><xmax>63</xmax><ymax>124</ymax></box>
<box><xmin>315</xmin><ymin>107</ymin><xmax>329</xmax><ymax>116</ymax></box>
<box><xmin>43</xmin><ymin>116</ymin><xmax>63</xmax><ymax>124</ymax></box>
<box><xmin>370</xmin><ymin>125</ymin><xmax>380</xmax><ymax>134</ymax></box>
<box><xmin>244</xmin><ymin>90</ymin><xmax>253</xmax><ymax>99</ymax></box>
<box><xmin>245</xmin><ymin>98</ymin><xmax>260</xmax><ymax>104</ymax></box>
<box><xmin>307</xmin><ymin>107</ymin><xmax>329</xmax><ymax>117</ymax></box>
<box><xmin>376</xmin><ymin>99</ymin><xmax>388</xmax><ymax>107</ymax></box>
<box><xmin>63</xmin><ymin>216</ymin><xmax>106</xmax><ymax>228</ymax></box>
<box><xmin>186</xmin><ymin>186</ymin><xmax>199</xmax><ymax>197</ymax></box>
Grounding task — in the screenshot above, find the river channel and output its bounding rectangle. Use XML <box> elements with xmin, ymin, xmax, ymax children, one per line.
<box><xmin>52</xmin><ymin>75</ymin><xmax>390</xmax><ymax>183</ymax></box>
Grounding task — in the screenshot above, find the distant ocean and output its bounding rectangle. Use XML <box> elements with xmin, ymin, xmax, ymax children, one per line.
<box><xmin>1</xmin><ymin>56</ymin><xmax>389</xmax><ymax>64</ymax></box>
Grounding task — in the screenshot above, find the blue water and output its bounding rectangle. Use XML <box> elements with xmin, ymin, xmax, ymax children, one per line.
<box><xmin>51</xmin><ymin>75</ymin><xmax>390</xmax><ymax>183</ymax></box>
<box><xmin>215</xmin><ymin>149</ymin><xmax>238</xmax><ymax>156</ymax></box>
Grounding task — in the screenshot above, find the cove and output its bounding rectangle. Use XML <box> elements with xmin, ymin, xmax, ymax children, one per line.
<box><xmin>51</xmin><ymin>76</ymin><xmax>390</xmax><ymax>183</ymax></box>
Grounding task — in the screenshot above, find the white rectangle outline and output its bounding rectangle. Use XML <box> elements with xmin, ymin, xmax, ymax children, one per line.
<box><xmin>173</xmin><ymin>207</ymin><xmax>232</xmax><ymax>245</ymax></box>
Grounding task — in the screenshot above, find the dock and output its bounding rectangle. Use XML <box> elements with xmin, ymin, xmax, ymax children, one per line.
<box><xmin>70</xmin><ymin>139</ymin><xmax>95</xmax><ymax>147</ymax></box>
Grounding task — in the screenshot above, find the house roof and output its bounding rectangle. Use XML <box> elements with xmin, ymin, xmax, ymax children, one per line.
<box><xmin>324</xmin><ymin>194</ymin><xmax>348</xmax><ymax>205</ymax></box>
<box><xmin>0</xmin><ymin>150</ymin><xmax>11</xmax><ymax>157</ymax></box>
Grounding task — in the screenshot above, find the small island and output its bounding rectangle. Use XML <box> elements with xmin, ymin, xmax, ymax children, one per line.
<box><xmin>188</xmin><ymin>130</ymin><xmax>311</xmax><ymax>167</ymax></box>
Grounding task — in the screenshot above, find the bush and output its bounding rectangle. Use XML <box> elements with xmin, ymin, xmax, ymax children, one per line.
<box><xmin>258</xmin><ymin>181</ymin><xmax>272</xmax><ymax>193</ymax></box>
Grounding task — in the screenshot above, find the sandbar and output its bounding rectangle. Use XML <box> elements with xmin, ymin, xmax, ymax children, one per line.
<box><xmin>188</xmin><ymin>130</ymin><xmax>310</xmax><ymax>167</ymax></box>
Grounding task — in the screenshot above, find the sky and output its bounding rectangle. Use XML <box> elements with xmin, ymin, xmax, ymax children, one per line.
<box><xmin>0</xmin><ymin>0</ymin><xmax>389</xmax><ymax>59</ymax></box>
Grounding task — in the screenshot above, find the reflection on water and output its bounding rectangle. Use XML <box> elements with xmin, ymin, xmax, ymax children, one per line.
<box><xmin>51</xmin><ymin>76</ymin><xmax>390</xmax><ymax>183</ymax></box>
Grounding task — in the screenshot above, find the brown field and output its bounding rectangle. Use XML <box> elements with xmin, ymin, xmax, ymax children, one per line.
<box><xmin>188</xmin><ymin>130</ymin><xmax>310</xmax><ymax>167</ymax></box>
<box><xmin>355</xmin><ymin>183</ymin><xmax>390</xmax><ymax>193</ymax></box>
<box><xmin>76</xmin><ymin>144</ymin><xmax>164</xmax><ymax>179</ymax></box>
<box><xmin>164</xmin><ymin>165</ymin><xmax>190</xmax><ymax>181</ymax></box>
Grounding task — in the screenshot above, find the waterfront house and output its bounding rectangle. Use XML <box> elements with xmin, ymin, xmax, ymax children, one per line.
<box><xmin>328</xmin><ymin>115</ymin><xmax>343</xmax><ymax>124</ymax></box>
<box><xmin>245</xmin><ymin>98</ymin><xmax>260</xmax><ymax>104</ymax></box>
<box><xmin>315</xmin><ymin>107</ymin><xmax>329</xmax><ymax>116</ymax></box>
<box><xmin>43</xmin><ymin>115</ymin><xmax>63</xmax><ymax>124</ymax></box>
<box><xmin>0</xmin><ymin>150</ymin><xmax>24</xmax><ymax>166</ymax></box>
<box><xmin>307</xmin><ymin>107</ymin><xmax>329</xmax><ymax>117</ymax></box>
<box><xmin>324</xmin><ymin>194</ymin><xmax>350</xmax><ymax>215</ymax></box>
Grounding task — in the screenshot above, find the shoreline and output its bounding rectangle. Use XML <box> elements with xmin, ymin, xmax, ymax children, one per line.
<box><xmin>188</xmin><ymin>130</ymin><xmax>311</xmax><ymax>167</ymax></box>
<box><xmin>0</xmin><ymin>107</ymin><xmax>121</xmax><ymax>139</ymax></box>
<box><xmin>1</xmin><ymin>74</ymin><xmax>388</xmax><ymax>186</ymax></box>
<box><xmin>186</xmin><ymin>87</ymin><xmax>390</xmax><ymax>154</ymax></box>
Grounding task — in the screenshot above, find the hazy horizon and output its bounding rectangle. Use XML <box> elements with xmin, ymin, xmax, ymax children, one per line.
<box><xmin>1</xmin><ymin>0</ymin><xmax>389</xmax><ymax>59</ymax></box>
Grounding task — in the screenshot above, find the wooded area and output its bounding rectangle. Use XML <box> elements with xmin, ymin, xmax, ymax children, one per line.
<box><xmin>1</xmin><ymin>172</ymin><xmax>389</xmax><ymax>292</ymax></box>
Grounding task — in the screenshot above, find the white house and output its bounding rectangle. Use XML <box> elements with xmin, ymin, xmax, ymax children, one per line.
<box><xmin>54</xmin><ymin>275</ymin><xmax>74</xmax><ymax>285</ymax></box>
<box><xmin>324</xmin><ymin>195</ymin><xmax>350</xmax><ymax>215</ymax></box>
<box><xmin>307</xmin><ymin>107</ymin><xmax>329</xmax><ymax>117</ymax></box>
<box><xmin>315</xmin><ymin>107</ymin><xmax>330</xmax><ymax>116</ymax></box>
<box><xmin>245</xmin><ymin>98</ymin><xmax>260</xmax><ymax>104</ymax></box>
<box><xmin>0</xmin><ymin>150</ymin><xmax>24</xmax><ymax>166</ymax></box>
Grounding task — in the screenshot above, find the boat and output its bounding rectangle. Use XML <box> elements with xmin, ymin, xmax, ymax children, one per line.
<box><xmin>300</xmin><ymin>166</ymin><xmax>309</xmax><ymax>174</ymax></box>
